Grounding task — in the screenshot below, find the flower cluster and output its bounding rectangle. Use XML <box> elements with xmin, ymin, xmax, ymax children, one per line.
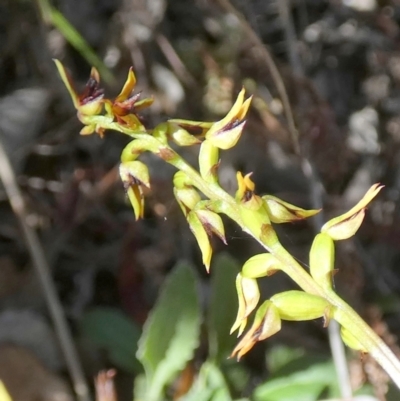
<box><xmin>55</xmin><ymin>60</ymin><xmax>383</xmax><ymax>362</ymax></box>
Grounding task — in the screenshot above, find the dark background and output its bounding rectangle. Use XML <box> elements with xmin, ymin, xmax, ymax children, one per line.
<box><xmin>1</xmin><ymin>0</ymin><xmax>400</xmax><ymax>400</ymax></box>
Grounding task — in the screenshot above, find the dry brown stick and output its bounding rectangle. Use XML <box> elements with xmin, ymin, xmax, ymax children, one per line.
<box><xmin>155</xmin><ymin>33</ymin><xmax>198</xmax><ymax>89</ymax></box>
<box><xmin>215</xmin><ymin>0</ymin><xmax>300</xmax><ymax>155</ymax></box>
<box><xmin>0</xmin><ymin>136</ymin><xmax>91</xmax><ymax>401</ymax></box>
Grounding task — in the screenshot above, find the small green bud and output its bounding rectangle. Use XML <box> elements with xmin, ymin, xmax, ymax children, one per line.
<box><xmin>231</xmin><ymin>300</ymin><xmax>281</xmax><ymax>360</ymax></box>
<box><xmin>271</xmin><ymin>291</ymin><xmax>331</xmax><ymax>322</ymax></box>
<box><xmin>173</xmin><ymin>171</ymin><xmax>194</xmax><ymax>189</ymax></box>
<box><xmin>174</xmin><ymin>187</ymin><xmax>201</xmax><ymax>215</ymax></box>
<box><xmin>263</xmin><ymin>195</ymin><xmax>320</xmax><ymax>223</ymax></box>
<box><xmin>168</xmin><ymin>123</ymin><xmax>201</xmax><ymax>146</ymax></box>
<box><xmin>198</xmin><ymin>139</ymin><xmax>219</xmax><ymax>184</ymax></box>
<box><xmin>152</xmin><ymin>122</ymin><xmax>169</xmax><ymax>144</ymax></box>
<box><xmin>321</xmin><ymin>184</ymin><xmax>383</xmax><ymax>240</ymax></box>
<box><xmin>231</xmin><ymin>273</ymin><xmax>260</xmax><ymax>336</ymax></box>
<box><xmin>242</xmin><ymin>253</ymin><xmax>282</xmax><ymax>278</ymax></box>
<box><xmin>310</xmin><ymin>233</ymin><xmax>335</xmax><ymax>290</ymax></box>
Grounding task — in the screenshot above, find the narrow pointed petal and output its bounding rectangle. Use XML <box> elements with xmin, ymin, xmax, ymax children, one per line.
<box><xmin>209</xmin><ymin>88</ymin><xmax>246</xmax><ymax>134</ymax></box>
<box><xmin>263</xmin><ymin>195</ymin><xmax>320</xmax><ymax>223</ymax></box>
<box><xmin>126</xmin><ymin>185</ymin><xmax>144</xmax><ymax>220</ymax></box>
<box><xmin>115</xmin><ymin>68</ymin><xmax>137</xmax><ymax>102</ymax></box>
<box><xmin>235</xmin><ymin>172</ymin><xmax>255</xmax><ymax>202</ymax></box>
<box><xmin>231</xmin><ymin>300</ymin><xmax>281</xmax><ymax>360</ymax></box>
<box><xmin>54</xmin><ymin>59</ymin><xmax>79</xmax><ymax>108</ymax></box>
<box><xmin>321</xmin><ymin>184</ymin><xmax>383</xmax><ymax>240</ymax></box>
<box><xmin>231</xmin><ymin>274</ymin><xmax>247</xmax><ymax>335</ymax></box>
<box><xmin>231</xmin><ymin>273</ymin><xmax>259</xmax><ymax>335</ymax></box>
<box><xmin>188</xmin><ymin>212</ymin><xmax>212</xmax><ymax>272</ymax></box>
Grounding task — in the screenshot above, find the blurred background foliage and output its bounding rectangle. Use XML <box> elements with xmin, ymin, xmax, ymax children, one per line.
<box><xmin>2</xmin><ymin>0</ymin><xmax>400</xmax><ymax>400</ymax></box>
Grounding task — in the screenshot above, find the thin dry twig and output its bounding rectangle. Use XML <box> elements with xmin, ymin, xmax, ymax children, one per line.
<box><xmin>215</xmin><ymin>0</ymin><xmax>300</xmax><ymax>155</ymax></box>
<box><xmin>95</xmin><ymin>370</ymin><xmax>117</xmax><ymax>401</ymax></box>
<box><xmin>155</xmin><ymin>33</ymin><xmax>198</xmax><ymax>89</ymax></box>
<box><xmin>0</xmin><ymin>135</ymin><xmax>91</xmax><ymax>401</ymax></box>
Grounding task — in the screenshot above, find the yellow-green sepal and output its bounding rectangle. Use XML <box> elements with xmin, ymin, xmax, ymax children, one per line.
<box><xmin>242</xmin><ymin>253</ymin><xmax>282</xmax><ymax>279</ymax></box>
<box><xmin>231</xmin><ymin>300</ymin><xmax>281</xmax><ymax>360</ymax></box>
<box><xmin>54</xmin><ymin>59</ymin><xmax>79</xmax><ymax>108</ymax></box>
<box><xmin>152</xmin><ymin>122</ymin><xmax>169</xmax><ymax>145</ymax></box>
<box><xmin>340</xmin><ymin>325</ymin><xmax>368</xmax><ymax>352</ymax></box>
<box><xmin>271</xmin><ymin>291</ymin><xmax>331</xmax><ymax>322</ymax></box>
<box><xmin>174</xmin><ymin>187</ymin><xmax>201</xmax><ymax>215</ymax></box>
<box><xmin>168</xmin><ymin>123</ymin><xmax>201</xmax><ymax>146</ymax></box>
<box><xmin>120</xmin><ymin>161</ymin><xmax>150</xmax><ymax>188</ymax></box>
<box><xmin>230</xmin><ymin>273</ymin><xmax>260</xmax><ymax>336</ymax></box>
<box><xmin>119</xmin><ymin>161</ymin><xmax>150</xmax><ymax>220</ymax></box>
<box><xmin>321</xmin><ymin>184</ymin><xmax>383</xmax><ymax>240</ymax></box>
<box><xmin>263</xmin><ymin>195</ymin><xmax>320</xmax><ymax>223</ymax></box>
<box><xmin>199</xmin><ymin>139</ymin><xmax>219</xmax><ymax>184</ymax></box>
<box><xmin>194</xmin><ymin>209</ymin><xmax>226</xmax><ymax>244</ymax></box>
<box><xmin>206</xmin><ymin>88</ymin><xmax>252</xmax><ymax>150</ymax></box>
<box><xmin>187</xmin><ymin>211</ymin><xmax>212</xmax><ymax>272</ymax></box>
<box><xmin>310</xmin><ymin>233</ymin><xmax>335</xmax><ymax>290</ymax></box>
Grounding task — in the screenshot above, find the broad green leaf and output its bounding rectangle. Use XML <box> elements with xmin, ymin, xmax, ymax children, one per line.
<box><xmin>133</xmin><ymin>374</ymin><xmax>147</xmax><ymax>401</ymax></box>
<box><xmin>254</xmin><ymin>359</ymin><xmax>336</xmax><ymax>401</ymax></box>
<box><xmin>208</xmin><ymin>253</ymin><xmax>239</xmax><ymax>362</ymax></box>
<box><xmin>137</xmin><ymin>262</ymin><xmax>201</xmax><ymax>400</ymax></box>
<box><xmin>181</xmin><ymin>361</ymin><xmax>232</xmax><ymax>401</ymax></box>
<box><xmin>223</xmin><ymin>361</ymin><xmax>250</xmax><ymax>394</ymax></box>
<box><xmin>80</xmin><ymin>307</ymin><xmax>141</xmax><ymax>374</ymax></box>
<box><xmin>266</xmin><ymin>345</ymin><xmax>305</xmax><ymax>374</ymax></box>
